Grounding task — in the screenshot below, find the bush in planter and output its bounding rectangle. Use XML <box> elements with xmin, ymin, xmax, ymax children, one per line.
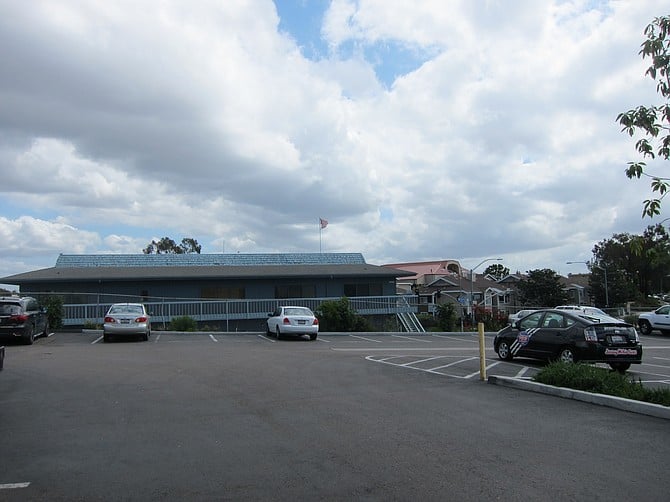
<box><xmin>169</xmin><ymin>315</ymin><xmax>198</xmax><ymax>332</ymax></box>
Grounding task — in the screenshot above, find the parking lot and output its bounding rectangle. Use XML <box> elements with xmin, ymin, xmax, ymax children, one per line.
<box><xmin>1</xmin><ymin>331</ymin><xmax>669</xmax><ymax>501</ymax></box>
<box><xmin>66</xmin><ymin>329</ymin><xmax>670</xmax><ymax>389</ymax></box>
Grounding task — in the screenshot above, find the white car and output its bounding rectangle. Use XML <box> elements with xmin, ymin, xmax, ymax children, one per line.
<box><xmin>103</xmin><ymin>303</ymin><xmax>151</xmax><ymax>342</ymax></box>
<box><xmin>555</xmin><ymin>305</ymin><xmax>608</xmax><ymax>316</ymax></box>
<box><xmin>267</xmin><ymin>306</ymin><xmax>319</xmax><ymax>340</ymax></box>
<box><xmin>637</xmin><ymin>305</ymin><xmax>670</xmax><ymax>335</ymax></box>
<box><xmin>508</xmin><ymin>309</ymin><xmax>537</xmax><ymax>325</ymax></box>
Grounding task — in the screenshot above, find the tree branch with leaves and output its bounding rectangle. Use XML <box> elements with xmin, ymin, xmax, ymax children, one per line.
<box><xmin>617</xmin><ymin>15</ymin><xmax>670</xmax><ymax>217</ymax></box>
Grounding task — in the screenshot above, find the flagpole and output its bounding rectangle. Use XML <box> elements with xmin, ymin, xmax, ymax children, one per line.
<box><xmin>319</xmin><ymin>221</ymin><xmax>322</xmax><ymax>253</ymax></box>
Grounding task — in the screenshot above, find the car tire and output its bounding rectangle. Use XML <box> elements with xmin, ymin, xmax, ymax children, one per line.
<box><xmin>103</xmin><ymin>333</ymin><xmax>110</xmax><ymax>343</ymax></box>
<box><xmin>24</xmin><ymin>328</ymin><xmax>35</xmax><ymax>345</ymax></box>
<box><xmin>609</xmin><ymin>362</ymin><xmax>631</xmax><ymax>373</ymax></box>
<box><xmin>557</xmin><ymin>347</ymin><xmax>576</xmax><ymax>364</ymax></box>
<box><xmin>638</xmin><ymin>320</ymin><xmax>652</xmax><ymax>335</ymax></box>
<box><xmin>266</xmin><ymin>324</ymin><xmax>272</xmax><ymax>337</ymax></box>
<box><xmin>497</xmin><ymin>341</ymin><xmax>513</xmax><ymax>361</ymax></box>
<box><xmin>310</xmin><ymin>333</ymin><xmax>317</xmax><ymax>341</ymax></box>
<box><xmin>276</xmin><ymin>327</ymin><xmax>282</xmax><ymax>340</ymax></box>
<box><xmin>142</xmin><ymin>332</ymin><xmax>149</xmax><ymax>341</ymax></box>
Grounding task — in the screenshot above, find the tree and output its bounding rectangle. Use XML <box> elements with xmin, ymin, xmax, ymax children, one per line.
<box><xmin>143</xmin><ymin>237</ymin><xmax>202</xmax><ymax>254</ymax></box>
<box><xmin>617</xmin><ymin>15</ymin><xmax>670</xmax><ymax>217</ymax></box>
<box><xmin>516</xmin><ymin>269</ymin><xmax>568</xmax><ymax>307</ymax></box>
<box><xmin>592</xmin><ymin>224</ymin><xmax>670</xmax><ymax>302</ymax></box>
<box><xmin>484</xmin><ymin>263</ymin><xmax>510</xmax><ymax>281</ymax></box>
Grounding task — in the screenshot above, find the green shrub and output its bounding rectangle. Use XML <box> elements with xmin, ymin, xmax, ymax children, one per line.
<box><xmin>623</xmin><ymin>314</ymin><xmax>638</xmax><ymax>325</ymax></box>
<box><xmin>42</xmin><ymin>295</ymin><xmax>64</xmax><ymax>329</ymax></box>
<box><xmin>315</xmin><ymin>297</ymin><xmax>372</xmax><ymax>332</ymax></box>
<box><xmin>83</xmin><ymin>320</ymin><xmax>101</xmax><ymax>330</ymax></box>
<box><xmin>435</xmin><ymin>303</ymin><xmax>457</xmax><ymax>331</ymax></box>
<box><xmin>534</xmin><ymin>362</ymin><xmax>670</xmax><ymax>407</ymax></box>
<box><xmin>169</xmin><ymin>315</ymin><xmax>198</xmax><ymax>332</ymax></box>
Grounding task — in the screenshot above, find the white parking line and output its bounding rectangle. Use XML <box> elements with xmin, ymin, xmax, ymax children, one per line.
<box><xmin>0</xmin><ymin>483</ymin><xmax>30</xmax><ymax>489</ymax></box>
<box><xmin>463</xmin><ymin>361</ymin><xmax>500</xmax><ymax>379</ymax></box>
<box><xmin>515</xmin><ymin>366</ymin><xmax>531</xmax><ymax>378</ymax></box>
<box><xmin>316</xmin><ymin>336</ymin><xmax>330</xmax><ymax>342</ymax></box>
<box><xmin>392</xmin><ymin>335</ymin><xmax>431</xmax><ymax>343</ymax></box>
<box><xmin>426</xmin><ymin>356</ymin><xmax>478</xmax><ymax>372</ymax></box>
<box><xmin>399</xmin><ymin>356</ymin><xmax>445</xmax><ymax>366</ymax></box>
<box><xmin>432</xmin><ymin>334</ymin><xmax>478</xmax><ymax>343</ymax></box>
<box><xmin>209</xmin><ymin>334</ymin><xmax>218</xmax><ymax>342</ymax></box>
<box><xmin>154</xmin><ymin>334</ymin><xmax>161</xmax><ymax>343</ymax></box>
<box><xmin>333</xmin><ymin>347</ymin><xmax>477</xmax><ymax>351</ymax></box>
<box><xmin>257</xmin><ymin>334</ymin><xmax>276</xmax><ymax>343</ymax></box>
<box><xmin>91</xmin><ymin>336</ymin><xmax>103</xmax><ymax>344</ymax></box>
<box><xmin>349</xmin><ymin>335</ymin><xmax>382</xmax><ymax>343</ymax></box>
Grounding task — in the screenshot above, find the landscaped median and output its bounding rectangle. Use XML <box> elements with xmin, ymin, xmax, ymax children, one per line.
<box><xmin>488</xmin><ymin>362</ymin><xmax>670</xmax><ymax>420</ymax></box>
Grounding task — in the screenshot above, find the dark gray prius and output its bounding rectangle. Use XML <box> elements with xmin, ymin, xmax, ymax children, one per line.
<box><xmin>493</xmin><ymin>309</ymin><xmax>642</xmax><ymax>372</ymax></box>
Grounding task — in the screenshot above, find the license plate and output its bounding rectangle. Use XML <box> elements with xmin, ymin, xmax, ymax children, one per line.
<box><xmin>121</xmin><ymin>319</ymin><xmax>131</xmax><ymax>324</ymax></box>
<box><xmin>298</xmin><ymin>320</ymin><xmax>305</xmax><ymax>325</ymax></box>
<box><xmin>609</xmin><ymin>335</ymin><xmax>626</xmax><ymax>344</ymax></box>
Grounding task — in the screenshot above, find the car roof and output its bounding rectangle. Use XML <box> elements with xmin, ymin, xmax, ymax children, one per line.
<box><xmin>527</xmin><ymin>309</ymin><xmax>628</xmax><ymax>325</ymax></box>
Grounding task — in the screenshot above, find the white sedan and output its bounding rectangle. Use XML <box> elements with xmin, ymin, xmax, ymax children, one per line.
<box><xmin>267</xmin><ymin>306</ymin><xmax>319</xmax><ymax>340</ymax></box>
<box><xmin>103</xmin><ymin>303</ymin><xmax>151</xmax><ymax>342</ymax></box>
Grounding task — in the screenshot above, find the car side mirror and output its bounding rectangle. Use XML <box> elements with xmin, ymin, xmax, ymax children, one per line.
<box><xmin>512</xmin><ymin>320</ymin><xmax>520</xmax><ymax>330</ymax></box>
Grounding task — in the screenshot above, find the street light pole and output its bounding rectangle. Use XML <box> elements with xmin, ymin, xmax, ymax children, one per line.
<box><xmin>469</xmin><ymin>257</ymin><xmax>502</xmax><ymax>325</ymax></box>
<box><xmin>566</xmin><ymin>260</ymin><xmax>609</xmax><ymax>307</ymax></box>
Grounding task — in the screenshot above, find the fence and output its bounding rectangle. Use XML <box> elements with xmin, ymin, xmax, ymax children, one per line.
<box><xmin>49</xmin><ymin>294</ymin><xmax>420</xmax><ymax>328</ymax></box>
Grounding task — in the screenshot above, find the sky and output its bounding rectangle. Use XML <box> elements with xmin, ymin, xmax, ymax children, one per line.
<box><xmin>0</xmin><ymin>0</ymin><xmax>668</xmax><ymax>286</ymax></box>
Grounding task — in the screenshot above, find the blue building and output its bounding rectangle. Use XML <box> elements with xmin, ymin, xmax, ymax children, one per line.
<box><xmin>1</xmin><ymin>253</ymin><xmax>416</xmax><ymax>330</ymax></box>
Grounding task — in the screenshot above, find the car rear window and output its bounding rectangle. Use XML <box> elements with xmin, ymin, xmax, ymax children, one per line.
<box><xmin>284</xmin><ymin>307</ymin><xmax>312</xmax><ymax>316</ymax></box>
<box><xmin>110</xmin><ymin>305</ymin><xmax>144</xmax><ymax>315</ymax></box>
<box><xmin>0</xmin><ymin>303</ymin><xmax>22</xmax><ymax>315</ymax></box>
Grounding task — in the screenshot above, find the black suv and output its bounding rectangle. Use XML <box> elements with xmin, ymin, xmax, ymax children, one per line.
<box><xmin>0</xmin><ymin>296</ymin><xmax>49</xmax><ymax>345</ymax></box>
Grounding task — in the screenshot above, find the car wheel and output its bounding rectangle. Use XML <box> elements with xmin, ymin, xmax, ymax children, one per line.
<box><xmin>266</xmin><ymin>324</ymin><xmax>272</xmax><ymax>337</ymax></box>
<box><xmin>276</xmin><ymin>326</ymin><xmax>282</xmax><ymax>340</ymax></box>
<box><xmin>103</xmin><ymin>333</ymin><xmax>110</xmax><ymax>343</ymax></box>
<box><xmin>638</xmin><ymin>320</ymin><xmax>652</xmax><ymax>335</ymax></box>
<box><xmin>609</xmin><ymin>362</ymin><xmax>631</xmax><ymax>373</ymax></box>
<box><xmin>497</xmin><ymin>341</ymin><xmax>513</xmax><ymax>361</ymax></box>
<box><xmin>557</xmin><ymin>347</ymin><xmax>576</xmax><ymax>364</ymax></box>
<box><xmin>310</xmin><ymin>333</ymin><xmax>317</xmax><ymax>341</ymax></box>
<box><xmin>142</xmin><ymin>331</ymin><xmax>149</xmax><ymax>342</ymax></box>
<box><xmin>24</xmin><ymin>328</ymin><xmax>35</xmax><ymax>345</ymax></box>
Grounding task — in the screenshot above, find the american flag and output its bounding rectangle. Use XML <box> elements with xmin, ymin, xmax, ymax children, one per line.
<box><xmin>319</xmin><ymin>218</ymin><xmax>328</xmax><ymax>229</ymax></box>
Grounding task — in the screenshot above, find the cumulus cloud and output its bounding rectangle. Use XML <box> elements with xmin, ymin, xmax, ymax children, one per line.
<box><xmin>0</xmin><ymin>0</ymin><xmax>665</xmax><ymax>280</ymax></box>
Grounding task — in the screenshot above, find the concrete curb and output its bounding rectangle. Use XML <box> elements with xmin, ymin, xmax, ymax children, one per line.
<box><xmin>488</xmin><ymin>375</ymin><xmax>670</xmax><ymax>420</ymax></box>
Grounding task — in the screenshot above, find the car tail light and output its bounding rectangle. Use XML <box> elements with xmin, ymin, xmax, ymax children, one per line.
<box><xmin>584</xmin><ymin>327</ymin><xmax>598</xmax><ymax>342</ymax></box>
<box><xmin>104</xmin><ymin>316</ymin><xmax>116</xmax><ymax>323</ymax></box>
<box><xmin>10</xmin><ymin>314</ymin><xmax>28</xmax><ymax>323</ymax></box>
<box><xmin>283</xmin><ymin>317</ymin><xmax>291</xmax><ymax>325</ymax></box>
<box><xmin>135</xmin><ymin>316</ymin><xmax>148</xmax><ymax>323</ymax></box>
<box><xmin>313</xmin><ymin>318</ymin><xmax>319</xmax><ymax>325</ymax></box>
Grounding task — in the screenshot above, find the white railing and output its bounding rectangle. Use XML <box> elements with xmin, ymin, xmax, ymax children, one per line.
<box><xmin>62</xmin><ymin>295</ymin><xmax>419</xmax><ymax>326</ymax></box>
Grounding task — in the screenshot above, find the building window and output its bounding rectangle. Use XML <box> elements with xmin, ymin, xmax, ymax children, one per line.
<box><xmin>343</xmin><ymin>283</ymin><xmax>383</xmax><ymax>297</ymax></box>
<box><xmin>275</xmin><ymin>285</ymin><xmax>316</xmax><ymax>299</ymax></box>
<box><xmin>201</xmin><ymin>287</ymin><xmax>246</xmax><ymax>299</ymax></box>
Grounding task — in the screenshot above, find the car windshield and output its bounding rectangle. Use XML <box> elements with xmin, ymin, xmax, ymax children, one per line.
<box><xmin>284</xmin><ymin>307</ymin><xmax>312</xmax><ymax>316</ymax></box>
<box><xmin>110</xmin><ymin>305</ymin><xmax>144</xmax><ymax>315</ymax></box>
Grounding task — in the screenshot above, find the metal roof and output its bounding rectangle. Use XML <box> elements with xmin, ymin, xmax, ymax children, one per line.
<box><xmin>1</xmin><ymin>263</ymin><xmax>414</xmax><ymax>284</ymax></box>
<box><xmin>55</xmin><ymin>253</ymin><xmax>366</xmax><ymax>268</ymax></box>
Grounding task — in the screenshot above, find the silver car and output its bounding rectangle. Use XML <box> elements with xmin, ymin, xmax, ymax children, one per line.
<box><xmin>267</xmin><ymin>306</ymin><xmax>319</xmax><ymax>340</ymax></box>
<box><xmin>103</xmin><ymin>303</ymin><xmax>151</xmax><ymax>342</ymax></box>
